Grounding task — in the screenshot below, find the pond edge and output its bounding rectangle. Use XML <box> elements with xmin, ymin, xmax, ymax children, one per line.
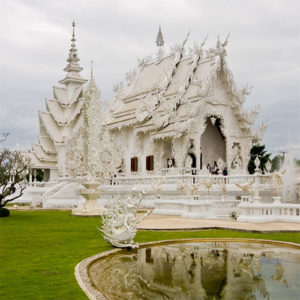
<box><xmin>74</xmin><ymin>238</ymin><xmax>300</xmax><ymax>300</ymax></box>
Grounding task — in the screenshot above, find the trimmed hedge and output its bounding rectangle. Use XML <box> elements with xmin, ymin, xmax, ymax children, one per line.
<box><xmin>0</xmin><ymin>207</ymin><xmax>10</xmax><ymax>217</ymax></box>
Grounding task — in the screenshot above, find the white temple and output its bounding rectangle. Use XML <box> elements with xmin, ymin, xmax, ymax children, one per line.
<box><xmin>20</xmin><ymin>23</ymin><xmax>300</xmax><ymax>222</ymax></box>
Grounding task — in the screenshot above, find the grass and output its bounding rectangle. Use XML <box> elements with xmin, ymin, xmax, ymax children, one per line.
<box><xmin>0</xmin><ymin>210</ymin><xmax>299</xmax><ymax>300</ymax></box>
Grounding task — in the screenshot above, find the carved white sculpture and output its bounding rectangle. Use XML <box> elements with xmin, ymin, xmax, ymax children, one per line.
<box><xmin>254</xmin><ymin>155</ymin><xmax>261</xmax><ymax>174</ymax></box>
<box><xmin>271</xmin><ymin>171</ymin><xmax>285</xmax><ymax>197</ymax></box>
<box><xmin>168</xmin><ymin>158</ymin><xmax>173</xmax><ymax>168</ymax></box>
<box><xmin>99</xmin><ymin>188</ymin><xmax>150</xmax><ymax>248</ymax></box>
<box><xmin>152</xmin><ymin>178</ymin><xmax>165</xmax><ymax>198</ymax></box>
<box><xmin>68</xmin><ymin>63</ymin><xmax>122</xmax><ymax>215</ymax></box>
<box><xmin>231</xmin><ymin>144</ymin><xmax>243</xmax><ymax>170</ymax></box>
<box><xmin>265</xmin><ymin>160</ymin><xmax>272</xmax><ymax>173</ymax></box>
<box><xmin>217</xmin><ymin>157</ymin><xmax>225</xmax><ymax>171</ymax></box>
<box><xmin>201</xmin><ymin>179</ymin><xmax>214</xmax><ymax>196</ymax></box>
<box><xmin>235</xmin><ymin>180</ymin><xmax>254</xmax><ymax>193</ymax></box>
<box><xmin>185</xmin><ymin>155</ymin><xmax>193</xmax><ymax>168</ymax></box>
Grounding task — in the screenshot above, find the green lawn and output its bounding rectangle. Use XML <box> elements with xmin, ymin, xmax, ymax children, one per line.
<box><xmin>0</xmin><ymin>210</ymin><xmax>299</xmax><ymax>300</ymax></box>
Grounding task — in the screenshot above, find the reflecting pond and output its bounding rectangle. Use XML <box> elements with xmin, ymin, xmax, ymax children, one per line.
<box><xmin>89</xmin><ymin>241</ymin><xmax>300</xmax><ymax>299</ymax></box>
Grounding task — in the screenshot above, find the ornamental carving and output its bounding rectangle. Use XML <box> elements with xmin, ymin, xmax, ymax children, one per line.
<box><xmin>66</xmin><ymin>76</ymin><xmax>122</xmax><ymax>181</ymax></box>
<box><xmin>100</xmin><ymin>188</ymin><xmax>150</xmax><ymax>248</ymax></box>
<box><xmin>66</xmin><ymin>128</ymin><xmax>86</xmax><ymax>177</ymax></box>
<box><xmin>231</xmin><ymin>143</ymin><xmax>243</xmax><ymax>170</ymax></box>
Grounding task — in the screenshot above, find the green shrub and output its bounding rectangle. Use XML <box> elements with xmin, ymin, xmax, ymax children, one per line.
<box><xmin>0</xmin><ymin>207</ymin><xmax>10</xmax><ymax>217</ymax></box>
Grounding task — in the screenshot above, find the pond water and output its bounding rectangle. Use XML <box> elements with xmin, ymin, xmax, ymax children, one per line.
<box><xmin>89</xmin><ymin>241</ymin><xmax>300</xmax><ymax>300</ymax></box>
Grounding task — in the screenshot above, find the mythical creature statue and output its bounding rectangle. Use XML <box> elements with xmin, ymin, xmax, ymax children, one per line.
<box><xmin>235</xmin><ymin>180</ymin><xmax>254</xmax><ymax>193</ymax></box>
<box><xmin>151</xmin><ymin>178</ymin><xmax>165</xmax><ymax>197</ymax></box>
<box><xmin>99</xmin><ymin>188</ymin><xmax>150</xmax><ymax>248</ymax></box>
<box><xmin>177</xmin><ymin>180</ymin><xmax>200</xmax><ymax>196</ymax></box>
<box><xmin>185</xmin><ymin>183</ymin><xmax>200</xmax><ymax>196</ymax></box>
<box><xmin>201</xmin><ymin>179</ymin><xmax>214</xmax><ymax>195</ymax></box>
<box><xmin>270</xmin><ymin>170</ymin><xmax>285</xmax><ymax>196</ymax></box>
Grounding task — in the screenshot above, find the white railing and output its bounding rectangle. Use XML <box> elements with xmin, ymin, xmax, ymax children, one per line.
<box><xmin>161</xmin><ymin>168</ymin><xmax>199</xmax><ymax>175</ymax></box>
<box><xmin>105</xmin><ymin>173</ymin><xmax>271</xmax><ymax>187</ymax></box>
<box><xmin>238</xmin><ymin>202</ymin><xmax>300</xmax><ymax>222</ymax></box>
<box><xmin>28</xmin><ymin>180</ymin><xmax>58</xmax><ymax>188</ymax></box>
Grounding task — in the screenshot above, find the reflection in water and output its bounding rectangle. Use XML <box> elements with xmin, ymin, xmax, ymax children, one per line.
<box><xmin>89</xmin><ymin>242</ymin><xmax>300</xmax><ymax>300</ymax></box>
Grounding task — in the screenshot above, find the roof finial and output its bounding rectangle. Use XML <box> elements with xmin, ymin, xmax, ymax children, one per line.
<box><xmin>156</xmin><ymin>25</ymin><xmax>164</xmax><ymax>47</ymax></box>
<box><xmin>59</xmin><ymin>22</ymin><xmax>87</xmax><ymax>85</ymax></box>
<box><xmin>90</xmin><ymin>60</ymin><xmax>94</xmax><ymax>80</ymax></box>
<box><xmin>72</xmin><ymin>20</ymin><xmax>75</xmax><ymax>38</ymax></box>
<box><xmin>67</xmin><ymin>21</ymin><xmax>79</xmax><ymax>63</ymax></box>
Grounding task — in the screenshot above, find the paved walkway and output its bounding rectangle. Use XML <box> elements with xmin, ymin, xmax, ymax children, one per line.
<box><xmin>137</xmin><ymin>214</ymin><xmax>300</xmax><ymax>232</ymax></box>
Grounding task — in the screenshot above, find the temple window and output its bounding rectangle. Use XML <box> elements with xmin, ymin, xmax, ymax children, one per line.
<box><xmin>131</xmin><ymin>157</ymin><xmax>138</xmax><ymax>172</ymax></box>
<box><xmin>146</xmin><ymin>155</ymin><xmax>154</xmax><ymax>171</ymax></box>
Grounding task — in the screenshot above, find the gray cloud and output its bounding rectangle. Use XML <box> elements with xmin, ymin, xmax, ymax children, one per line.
<box><xmin>0</xmin><ymin>0</ymin><xmax>299</xmax><ymax>156</ymax></box>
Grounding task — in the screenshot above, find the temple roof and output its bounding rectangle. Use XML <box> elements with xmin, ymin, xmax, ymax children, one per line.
<box><xmin>25</xmin><ymin>151</ymin><xmax>57</xmax><ymax>169</ymax></box>
<box><xmin>107</xmin><ymin>36</ymin><xmax>259</xmax><ymax>140</ymax></box>
<box><xmin>53</xmin><ymin>86</ymin><xmax>83</xmax><ymax>107</ymax></box>
<box><xmin>32</xmin><ymin>143</ymin><xmax>57</xmax><ymax>162</ymax></box>
<box><xmin>39</xmin><ymin>136</ymin><xmax>56</xmax><ymax>154</ymax></box>
<box><xmin>107</xmin><ymin>53</ymin><xmax>221</xmax><ymax>131</ymax></box>
<box><xmin>39</xmin><ymin>112</ymin><xmax>64</xmax><ymax>143</ymax></box>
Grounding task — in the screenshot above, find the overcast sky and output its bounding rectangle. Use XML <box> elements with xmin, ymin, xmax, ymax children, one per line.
<box><xmin>0</xmin><ymin>0</ymin><xmax>299</xmax><ymax>157</ymax></box>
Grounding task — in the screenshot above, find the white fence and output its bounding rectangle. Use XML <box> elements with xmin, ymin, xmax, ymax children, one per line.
<box><xmin>105</xmin><ymin>173</ymin><xmax>271</xmax><ymax>187</ymax></box>
<box><xmin>238</xmin><ymin>202</ymin><xmax>300</xmax><ymax>223</ymax></box>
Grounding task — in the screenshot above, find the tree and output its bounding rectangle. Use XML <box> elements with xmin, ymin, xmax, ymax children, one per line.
<box><xmin>0</xmin><ymin>132</ymin><xmax>9</xmax><ymax>143</ymax></box>
<box><xmin>248</xmin><ymin>144</ymin><xmax>271</xmax><ymax>174</ymax></box>
<box><xmin>0</xmin><ymin>148</ymin><xmax>31</xmax><ymax>216</ymax></box>
<box><xmin>271</xmin><ymin>154</ymin><xmax>283</xmax><ymax>172</ymax></box>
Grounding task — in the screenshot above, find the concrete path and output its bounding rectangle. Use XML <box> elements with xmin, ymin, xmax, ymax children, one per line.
<box><xmin>137</xmin><ymin>214</ymin><xmax>300</xmax><ymax>232</ymax></box>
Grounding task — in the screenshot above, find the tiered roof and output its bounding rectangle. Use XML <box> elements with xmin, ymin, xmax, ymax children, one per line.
<box><xmin>107</xmin><ymin>32</ymin><xmax>263</xmax><ymax>141</ymax></box>
<box><xmin>29</xmin><ymin>22</ymin><xmax>87</xmax><ymax>169</ymax></box>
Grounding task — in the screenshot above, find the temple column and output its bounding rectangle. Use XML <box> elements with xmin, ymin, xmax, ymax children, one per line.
<box><xmin>194</xmin><ymin>135</ymin><xmax>201</xmax><ymax>170</ymax></box>
<box><xmin>172</xmin><ymin>135</ymin><xmax>188</xmax><ymax>168</ymax></box>
<box><xmin>154</xmin><ymin>140</ymin><xmax>163</xmax><ymax>172</ymax></box>
<box><xmin>29</xmin><ymin>169</ymin><xmax>32</xmax><ymax>185</ymax></box>
<box><xmin>226</xmin><ymin>137</ymin><xmax>232</xmax><ymax>174</ymax></box>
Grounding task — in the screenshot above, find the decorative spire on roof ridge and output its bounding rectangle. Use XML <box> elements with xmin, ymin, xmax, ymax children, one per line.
<box><xmin>67</xmin><ymin>21</ymin><xmax>80</xmax><ymax>63</ymax></box>
<box><xmin>90</xmin><ymin>60</ymin><xmax>94</xmax><ymax>81</ymax></box>
<box><xmin>216</xmin><ymin>33</ymin><xmax>230</xmax><ymax>57</ymax></box>
<box><xmin>86</xmin><ymin>60</ymin><xmax>100</xmax><ymax>97</ymax></box>
<box><xmin>156</xmin><ymin>25</ymin><xmax>164</xmax><ymax>47</ymax></box>
<box><xmin>155</xmin><ymin>26</ymin><xmax>165</xmax><ymax>63</ymax></box>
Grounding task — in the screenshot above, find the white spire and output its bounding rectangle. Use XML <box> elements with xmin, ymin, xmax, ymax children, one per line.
<box><xmin>67</xmin><ymin>21</ymin><xmax>80</xmax><ymax>63</ymax></box>
<box><xmin>59</xmin><ymin>21</ymin><xmax>87</xmax><ymax>86</ymax></box>
<box><xmin>87</xmin><ymin>60</ymin><xmax>99</xmax><ymax>95</ymax></box>
<box><xmin>156</xmin><ymin>25</ymin><xmax>164</xmax><ymax>47</ymax></box>
<box><xmin>90</xmin><ymin>60</ymin><xmax>94</xmax><ymax>81</ymax></box>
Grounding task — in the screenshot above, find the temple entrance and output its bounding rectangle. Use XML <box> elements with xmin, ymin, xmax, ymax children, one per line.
<box><xmin>187</xmin><ymin>152</ymin><xmax>196</xmax><ymax>175</ymax></box>
<box><xmin>200</xmin><ymin>116</ymin><xmax>226</xmax><ymax>170</ymax></box>
<box><xmin>162</xmin><ymin>140</ymin><xmax>173</xmax><ymax>168</ymax></box>
<box><xmin>187</xmin><ymin>153</ymin><xmax>196</xmax><ymax>168</ymax></box>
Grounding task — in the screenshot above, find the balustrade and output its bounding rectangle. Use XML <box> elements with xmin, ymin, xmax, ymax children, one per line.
<box><xmin>105</xmin><ymin>171</ymin><xmax>271</xmax><ymax>187</ymax></box>
<box><xmin>238</xmin><ymin>202</ymin><xmax>300</xmax><ymax>222</ymax></box>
